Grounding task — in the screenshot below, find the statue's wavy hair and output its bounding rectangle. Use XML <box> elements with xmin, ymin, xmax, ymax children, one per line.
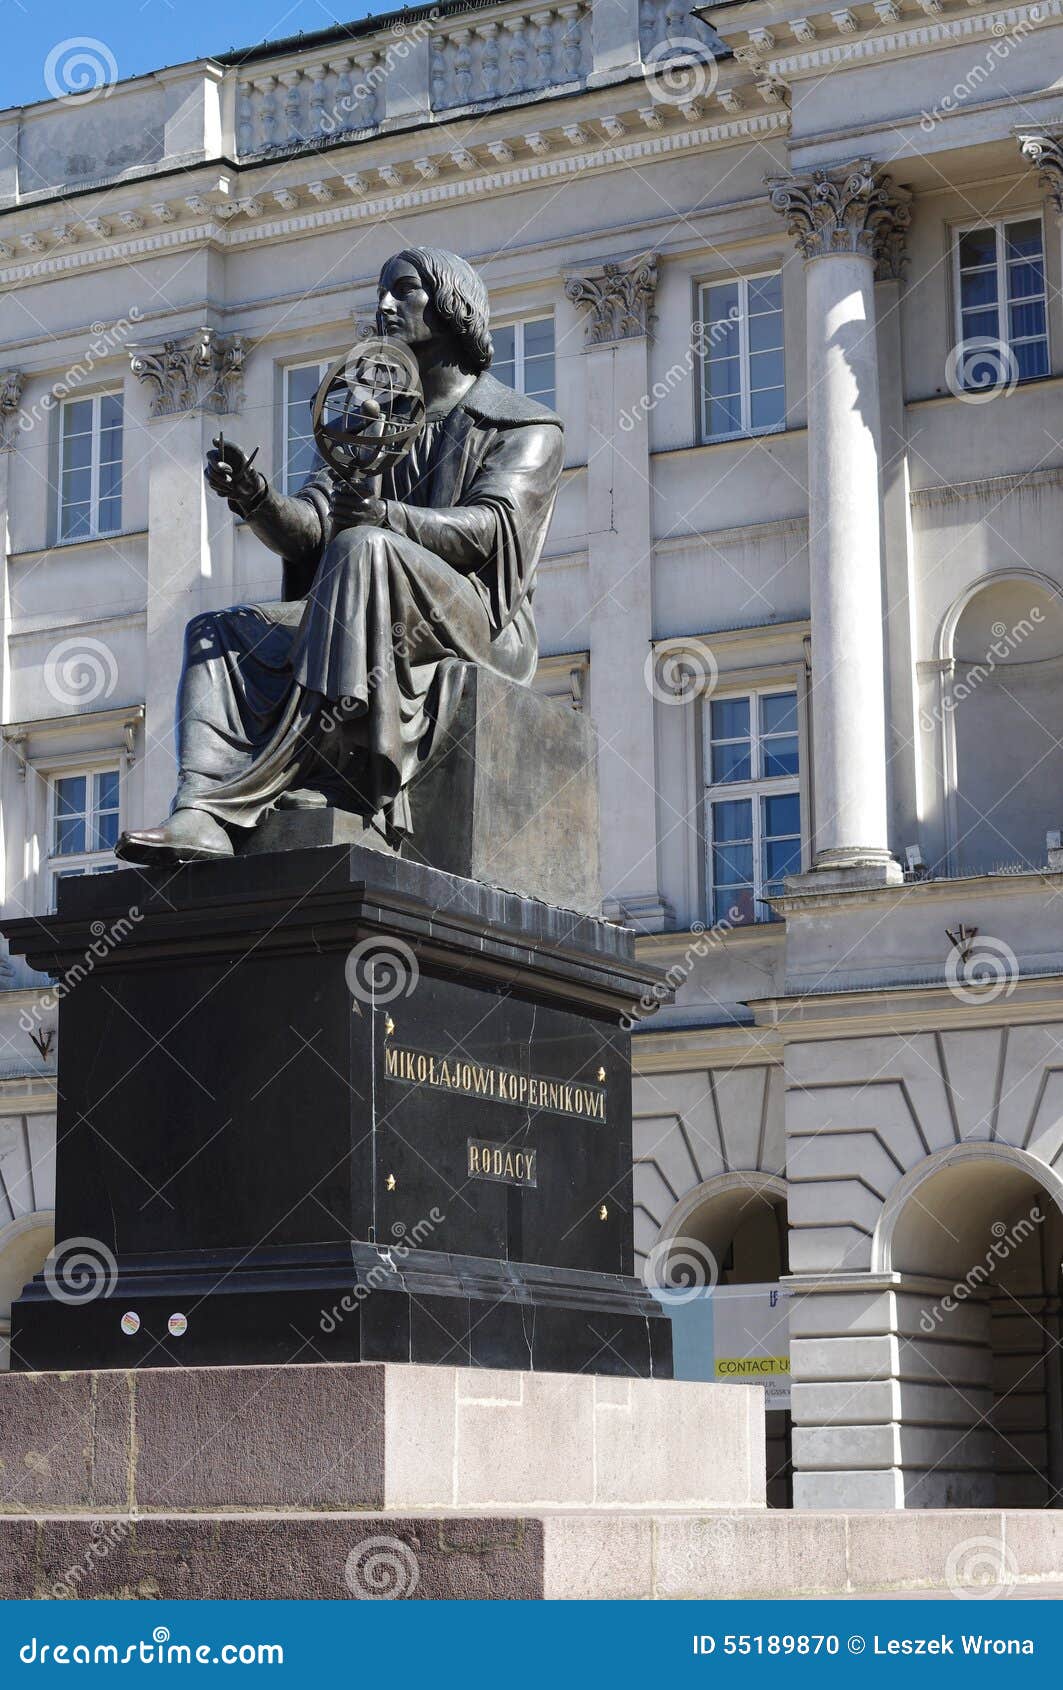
<box><xmin>391</xmin><ymin>247</ymin><xmax>493</xmax><ymax>374</ymax></box>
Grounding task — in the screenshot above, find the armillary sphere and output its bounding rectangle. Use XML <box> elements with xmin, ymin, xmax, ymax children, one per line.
<box><xmin>312</xmin><ymin>336</ymin><xmax>425</xmax><ymax>484</ymax></box>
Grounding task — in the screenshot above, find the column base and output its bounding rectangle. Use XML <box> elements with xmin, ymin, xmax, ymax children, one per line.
<box><xmin>788</xmin><ymin>847</ymin><xmax>903</xmax><ymax>892</ymax></box>
<box><xmin>602</xmin><ymin>891</ymin><xmax>676</xmax><ymax>932</ymax></box>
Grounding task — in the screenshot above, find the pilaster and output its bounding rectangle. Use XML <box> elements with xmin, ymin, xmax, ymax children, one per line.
<box><xmin>564</xmin><ymin>252</ymin><xmax>672</xmax><ymax>930</ymax></box>
<box><xmin>129</xmin><ymin>331</ymin><xmax>245</xmax><ymax>822</ymax></box>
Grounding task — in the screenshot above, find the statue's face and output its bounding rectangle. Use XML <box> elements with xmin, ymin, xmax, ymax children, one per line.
<box><xmin>376</xmin><ymin>257</ymin><xmax>441</xmax><ymax>353</ymax></box>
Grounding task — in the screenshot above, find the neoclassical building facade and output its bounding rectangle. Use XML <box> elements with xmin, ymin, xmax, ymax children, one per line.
<box><xmin>2</xmin><ymin>0</ymin><xmax>1063</xmax><ymax>1509</ymax></box>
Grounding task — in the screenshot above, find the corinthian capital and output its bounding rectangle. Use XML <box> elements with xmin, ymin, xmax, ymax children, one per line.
<box><xmin>0</xmin><ymin>370</ymin><xmax>25</xmax><ymax>450</ymax></box>
<box><xmin>767</xmin><ymin>159</ymin><xmax>911</xmax><ymax>273</ymax></box>
<box><xmin>130</xmin><ymin>328</ymin><xmax>246</xmax><ymax>418</ymax></box>
<box><xmin>1018</xmin><ymin>131</ymin><xmax>1063</xmax><ymax>215</ymax></box>
<box><xmin>565</xmin><ymin>251</ymin><xmax>659</xmax><ymax>345</ymax></box>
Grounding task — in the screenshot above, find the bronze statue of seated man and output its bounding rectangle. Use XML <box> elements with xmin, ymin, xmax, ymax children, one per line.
<box><xmin>116</xmin><ymin>246</ymin><xmax>564</xmax><ymax>865</ymax></box>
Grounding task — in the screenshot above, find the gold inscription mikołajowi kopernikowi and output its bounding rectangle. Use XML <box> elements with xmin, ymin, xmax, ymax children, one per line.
<box><xmin>383</xmin><ymin>1043</ymin><xmax>606</xmax><ymax>1188</ymax></box>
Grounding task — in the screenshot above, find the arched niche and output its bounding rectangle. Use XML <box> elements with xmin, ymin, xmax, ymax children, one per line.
<box><xmin>937</xmin><ymin>571</ymin><xmax>1063</xmax><ymax>874</ymax></box>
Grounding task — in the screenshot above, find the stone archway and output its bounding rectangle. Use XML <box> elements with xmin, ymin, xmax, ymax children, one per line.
<box><xmin>874</xmin><ymin>1145</ymin><xmax>1063</xmax><ymax>1507</ymax></box>
<box><xmin>656</xmin><ymin>1171</ymin><xmax>791</xmax><ymax>1505</ymax></box>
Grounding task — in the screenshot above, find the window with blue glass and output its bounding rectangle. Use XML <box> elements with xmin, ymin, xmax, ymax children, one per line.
<box><xmin>49</xmin><ymin>769</ymin><xmax>120</xmax><ymax>907</ymax></box>
<box><xmin>492</xmin><ymin>317</ymin><xmax>555</xmax><ymax>408</ymax></box>
<box><xmin>706</xmin><ymin>690</ymin><xmax>801</xmax><ymax>924</ymax></box>
<box><xmin>58</xmin><ymin>393</ymin><xmax>123</xmax><ymax>541</ymax></box>
<box><xmin>698</xmin><ymin>272</ymin><xmax>785</xmax><ymax>443</ymax></box>
<box><xmin>955</xmin><ymin>217</ymin><xmax>1049</xmax><ymax>387</ymax></box>
<box><xmin>284</xmin><ymin>361</ymin><xmax>330</xmax><ymax>493</ymax></box>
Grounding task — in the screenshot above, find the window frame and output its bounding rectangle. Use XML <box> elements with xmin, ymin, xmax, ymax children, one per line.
<box><xmin>697</xmin><ymin>269</ymin><xmax>786</xmax><ymax>446</ymax></box>
<box><xmin>703</xmin><ymin>684</ymin><xmax>803</xmax><ymax>926</ymax></box>
<box><xmin>282</xmin><ymin>358</ymin><xmax>331</xmax><ymax>495</ymax></box>
<box><xmin>491</xmin><ymin>313</ymin><xmax>556</xmax><ymax>407</ymax></box>
<box><xmin>46</xmin><ymin>763</ymin><xmax>122</xmax><ymax>908</ymax></box>
<box><xmin>56</xmin><ymin>390</ymin><xmax>124</xmax><ymax>543</ymax></box>
<box><xmin>951</xmin><ymin>212</ymin><xmax>1050</xmax><ymax>388</ymax></box>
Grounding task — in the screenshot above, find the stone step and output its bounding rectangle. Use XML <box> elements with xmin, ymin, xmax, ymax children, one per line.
<box><xmin>6</xmin><ymin>1508</ymin><xmax>1063</xmax><ymax>1601</ymax></box>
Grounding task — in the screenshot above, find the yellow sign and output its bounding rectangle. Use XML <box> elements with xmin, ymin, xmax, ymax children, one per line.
<box><xmin>714</xmin><ymin>1357</ymin><xmax>790</xmax><ymax>1378</ymax></box>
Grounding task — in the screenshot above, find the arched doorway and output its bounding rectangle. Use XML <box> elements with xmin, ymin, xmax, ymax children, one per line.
<box><xmin>876</xmin><ymin>1146</ymin><xmax>1063</xmax><ymax>1506</ymax></box>
<box><xmin>655</xmin><ymin>1173</ymin><xmax>791</xmax><ymax>1505</ymax></box>
<box><xmin>937</xmin><ymin>571</ymin><xmax>1063</xmax><ymax>874</ymax></box>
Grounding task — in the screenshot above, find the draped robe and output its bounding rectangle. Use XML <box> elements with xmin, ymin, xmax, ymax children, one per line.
<box><xmin>172</xmin><ymin>373</ymin><xmax>564</xmax><ymax>840</ymax></box>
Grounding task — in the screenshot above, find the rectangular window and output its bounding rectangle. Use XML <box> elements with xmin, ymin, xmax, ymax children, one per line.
<box><xmin>49</xmin><ymin>769</ymin><xmax>120</xmax><ymax>907</ymax></box>
<box><xmin>58</xmin><ymin>393</ymin><xmax>123</xmax><ymax>541</ymax></box>
<box><xmin>954</xmin><ymin>216</ymin><xmax>1049</xmax><ymax>386</ymax></box>
<box><xmin>698</xmin><ymin>272</ymin><xmax>784</xmax><ymax>443</ymax></box>
<box><xmin>705</xmin><ymin>689</ymin><xmax>801</xmax><ymax>925</ymax></box>
<box><xmin>284</xmin><ymin>361</ymin><xmax>329</xmax><ymax>494</ymax></box>
<box><xmin>492</xmin><ymin>316</ymin><xmax>555</xmax><ymax>408</ymax></box>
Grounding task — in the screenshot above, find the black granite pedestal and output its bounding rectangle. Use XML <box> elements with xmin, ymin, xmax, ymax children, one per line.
<box><xmin>4</xmin><ymin>844</ymin><xmax>671</xmax><ymax>1376</ymax></box>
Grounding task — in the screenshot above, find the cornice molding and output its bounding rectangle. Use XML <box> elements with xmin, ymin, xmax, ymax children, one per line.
<box><xmin>564</xmin><ymin>249</ymin><xmax>659</xmax><ymax>344</ymax></box>
<box><xmin>0</xmin><ymin>108</ymin><xmax>791</xmax><ymax>287</ymax></box>
<box><xmin>725</xmin><ymin>0</ymin><xmax>1054</xmax><ymax>78</ymax></box>
<box><xmin>129</xmin><ymin>328</ymin><xmax>247</xmax><ymax>417</ymax></box>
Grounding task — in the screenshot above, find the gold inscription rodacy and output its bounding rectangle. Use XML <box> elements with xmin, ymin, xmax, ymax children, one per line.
<box><xmin>383</xmin><ymin>1044</ymin><xmax>606</xmax><ymax>1123</ymax></box>
<box><xmin>467</xmin><ymin>1140</ymin><xmax>538</xmax><ymax>1187</ymax></box>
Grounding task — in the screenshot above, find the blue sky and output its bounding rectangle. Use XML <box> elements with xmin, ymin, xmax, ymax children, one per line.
<box><xmin>1</xmin><ymin>0</ymin><xmax>381</xmax><ymax>111</ymax></box>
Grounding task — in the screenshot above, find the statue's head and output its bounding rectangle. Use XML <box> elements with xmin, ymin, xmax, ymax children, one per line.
<box><xmin>376</xmin><ymin>247</ymin><xmax>492</xmax><ymax>374</ymax></box>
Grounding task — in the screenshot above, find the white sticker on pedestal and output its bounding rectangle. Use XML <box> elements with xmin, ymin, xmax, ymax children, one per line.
<box><xmin>120</xmin><ymin>1311</ymin><xmax>140</xmax><ymax>1336</ymax></box>
<box><xmin>167</xmin><ymin>1312</ymin><xmax>187</xmax><ymax>1337</ymax></box>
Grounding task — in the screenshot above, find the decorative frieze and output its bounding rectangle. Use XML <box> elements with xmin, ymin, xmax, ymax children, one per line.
<box><xmin>129</xmin><ymin>329</ymin><xmax>246</xmax><ymax>418</ymax></box>
<box><xmin>1017</xmin><ymin>131</ymin><xmax>1063</xmax><ymax>216</ymax></box>
<box><xmin>565</xmin><ymin>250</ymin><xmax>659</xmax><ymax>344</ymax></box>
<box><xmin>0</xmin><ymin>371</ymin><xmax>26</xmax><ymax>451</ymax></box>
<box><xmin>767</xmin><ymin>158</ymin><xmax>911</xmax><ymax>271</ymax></box>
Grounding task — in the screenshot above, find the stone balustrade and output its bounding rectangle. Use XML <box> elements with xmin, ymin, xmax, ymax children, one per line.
<box><xmin>233</xmin><ymin>1</ymin><xmax>594</xmax><ymax>153</ymax></box>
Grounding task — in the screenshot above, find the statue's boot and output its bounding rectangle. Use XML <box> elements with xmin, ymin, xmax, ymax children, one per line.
<box><xmin>115</xmin><ymin>807</ymin><xmax>234</xmax><ymax>866</ymax></box>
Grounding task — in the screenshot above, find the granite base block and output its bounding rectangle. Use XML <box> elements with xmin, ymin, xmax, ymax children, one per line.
<box><xmin>0</xmin><ymin>1363</ymin><xmax>763</xmax><ymax>1514</ymax></box>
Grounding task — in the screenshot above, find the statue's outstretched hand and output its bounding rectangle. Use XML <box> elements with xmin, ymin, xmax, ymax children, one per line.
<box><xmin>204</xmin><ymin>435</ymin><xmax>262</xmax><ymax>509</ymax></box>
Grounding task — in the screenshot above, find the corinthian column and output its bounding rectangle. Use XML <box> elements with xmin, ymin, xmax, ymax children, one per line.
<box><xmin>768</xmin><ymin>160</ymin><xmax>910</xmax><ymax>884</ymax></box>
